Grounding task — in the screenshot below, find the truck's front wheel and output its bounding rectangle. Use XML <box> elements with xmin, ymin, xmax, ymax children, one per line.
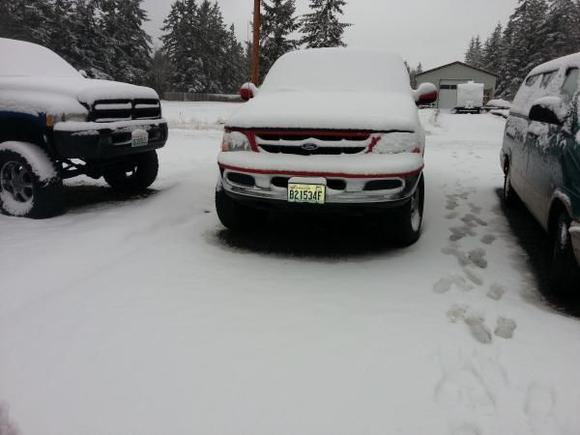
<box><xmin>378</xmin><ymin>175</ymin><xmax>424</xmax><ymax>247</ymax></box>
<box><xmin>0</xmin><ymin>142</ymin><xmax>64</xmax><ymax>218</ymax></box>
<box><xmin>103</xmin><ymin>150</ymin><xmax>159</xmax><ymax>193</ymax></box>
<box><xmin>215</xmin><ymin>187</ymin><xmax>264</xmax><ymax>231</ymax></box>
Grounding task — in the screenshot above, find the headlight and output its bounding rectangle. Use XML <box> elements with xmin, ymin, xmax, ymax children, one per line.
<box><xmin>372</xmin><ymin>133</ymin><xmax>423</xmax><ymax>154</ymax></box>
<box><xmin>63</xmin><ymin>113</ymin><xmax>88</xmax><ymax>123</ymax></box>
<box><xmin>221</xmin><ymin>131</ymin><xmax>252</xmax><ymax>152</ymax></box>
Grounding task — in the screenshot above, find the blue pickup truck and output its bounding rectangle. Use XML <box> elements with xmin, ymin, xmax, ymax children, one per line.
<box><xmin>0</xmin><ymin>38</ymin><xmax>168</xmax><ymax>218</ymax></box>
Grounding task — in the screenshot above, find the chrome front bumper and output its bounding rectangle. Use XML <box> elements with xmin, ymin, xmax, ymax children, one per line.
<box><xmin>217</xmin><ymin>152</ymin><xmax>424</xmax><ymax>205</ymax></box>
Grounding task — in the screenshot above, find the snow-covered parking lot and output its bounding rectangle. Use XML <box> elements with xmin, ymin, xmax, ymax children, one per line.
<box><xmin>2</xmin><ymin>102</ymin><xmax>580</xmax><ymax>435</ymax></box>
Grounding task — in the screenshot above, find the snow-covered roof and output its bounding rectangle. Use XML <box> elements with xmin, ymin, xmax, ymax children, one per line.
<box><xmin>0</xmin><ymin>38</ymin><xmax>80</xmax><ymax>78</ymax></box>
<box><xmin>228</xmin><ymin>48</ymin><xmax>420</xmax><ymax>131</ymax></box>
<box><xmin>415</xmin><ymin>61</ymin><xmax>498</xmax><ymax>78</ymax></box>
<box><xmin>260</xmin><ymin>48</ymin><xmax>411</xmax><ymax>94</ymax></box>
<box><xmin>529</xmin><ymin>52</ymin><xmax>580</xmax><ymax>76</ymax></box>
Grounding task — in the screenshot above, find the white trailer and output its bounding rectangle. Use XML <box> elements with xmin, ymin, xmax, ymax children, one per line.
<box><xmin>455</xmin><ymin>81</ymin><xmax>484</xmax><ymax>114</ymax></box>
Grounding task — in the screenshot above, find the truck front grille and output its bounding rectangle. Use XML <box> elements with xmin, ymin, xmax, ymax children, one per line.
<box><xmin>89</xmin><ymin>99</ymin><xmax>161</xmax><ymax>122</ymax></box>
<box><xmin>260</xmin><ymin>144</ymin><xmax>366</xmax><ymax>156</ymax></box>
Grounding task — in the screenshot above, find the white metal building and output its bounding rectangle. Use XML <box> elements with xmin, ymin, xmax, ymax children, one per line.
<box><xmin>415</xmin><ymin>62</ymin><xmax>498</xmax><ymax>109</ymax></box>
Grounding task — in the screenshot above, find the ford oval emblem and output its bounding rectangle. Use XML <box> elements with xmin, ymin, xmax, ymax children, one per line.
<box><xmin>302</xmin><ymin>143</ymin><xmax>319</xmax><ymax>152</ymax></box>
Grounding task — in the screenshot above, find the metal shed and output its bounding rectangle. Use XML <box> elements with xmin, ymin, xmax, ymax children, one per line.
<box><xmin>415</xmin><ymin>62</ymin><xmax>498</xmax><ymax>109</ymax></box>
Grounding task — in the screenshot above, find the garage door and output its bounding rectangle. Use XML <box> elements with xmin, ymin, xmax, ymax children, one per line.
<box><xmin>438</xmin><ymin>80</ymin><xmax>469</xmax><ymax>109</ymax></box>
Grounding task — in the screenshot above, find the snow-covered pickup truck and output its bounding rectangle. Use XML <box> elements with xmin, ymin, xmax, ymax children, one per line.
<box><xmin>0</xmin><ymin>38</ymin><xmax>168</xmax><ymax>218</ymax></box>
<box><xmin>216</xmin><ymin>49</ymin><xmax>437</xmax><ymax>246</ymax></box>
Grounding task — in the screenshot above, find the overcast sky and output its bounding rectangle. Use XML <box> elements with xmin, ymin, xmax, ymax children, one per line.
<box><xmin>142</xmin><ymin>0</ymin><xmax>518</xmax><ymax>70</ymax></box>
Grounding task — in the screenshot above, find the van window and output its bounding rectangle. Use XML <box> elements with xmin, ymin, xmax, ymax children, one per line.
<box><xmin>561</xmin><ymin>68</ymin><xmax>579</xmax><ymax>100</ymax></box>
<box><xmin>540</xmin><ymin>70</ymin><xmax>558</xmax><ymax>88</ymax></box>
<box><xmin>526</xmin><ymin>75</ymin><xmax>540</xmax><ymax>87</ymax></box>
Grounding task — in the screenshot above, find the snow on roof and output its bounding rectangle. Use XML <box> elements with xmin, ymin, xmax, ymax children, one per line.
<box><xmin>415</xmin><ymin>61</ymin><xmax>498</xmax><ymax>78</ymax></box>
<box><xmin>0</xmin><ymin>38</ymin><xmax>80</xmax><ymax>78</ymax></box>
<box><xmin>529</xmin><ymin>52</ymin><xmax>580</xmax><ymax>76</ymax></box>
<box><xmin>260</xmin><ymin>48</ymin><xmax>411</xmax><ymax>94</ymax></box>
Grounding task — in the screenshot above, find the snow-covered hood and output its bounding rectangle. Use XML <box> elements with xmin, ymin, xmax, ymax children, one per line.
<box><xmin>227</xmin><ymin>91</ymin><xmax>420</xmax><ymax>132</ymax></box>
<box><xmin>0</xmin><ymin>76</ymin><xmax>159</xmax><ymax>116</ymax></box>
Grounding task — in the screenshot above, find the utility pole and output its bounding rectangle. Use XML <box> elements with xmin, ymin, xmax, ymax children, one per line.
<box><xmin>251</xmin><ymin>0</ymin><xmax>261</xmax><ymax>85</ymax></box>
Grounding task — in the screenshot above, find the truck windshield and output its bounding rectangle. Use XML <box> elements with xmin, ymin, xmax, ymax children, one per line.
<box><xmin>0</xmin><ymin>38</ymin><xmax>81</xmax><ymax>78</ymax></box>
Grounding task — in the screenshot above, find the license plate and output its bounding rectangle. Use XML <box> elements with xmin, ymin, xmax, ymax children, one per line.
<box><xmin>288</xmin><ymin>183</ymin><xmax>326</xmax><ymax>204</ymax></box>
<box><xmin>131</xmin><ymin>129</ymin><xmax>149</xmax><ymax>147</ymax></box>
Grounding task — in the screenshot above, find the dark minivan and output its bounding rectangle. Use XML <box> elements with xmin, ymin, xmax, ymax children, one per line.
<box><xmin>501</xmin><ymin>53</ymin><xmax>580</xmax><ymax>293</ymax></box>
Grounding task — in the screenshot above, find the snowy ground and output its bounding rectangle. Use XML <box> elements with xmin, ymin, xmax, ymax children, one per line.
<box><xmin>1</xmin><ymin>103</ymin><xmax>580</xmax><ymax>435</ymax></box>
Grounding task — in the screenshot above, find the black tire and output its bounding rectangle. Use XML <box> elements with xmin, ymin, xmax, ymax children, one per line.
<box><xmin>502</xmin><ymin>161</ymin><xmax>518</xmax><ymax>206</ymax></box>
<box><xmin>0</xmin><ymin>144</ymin><xmax>64</xmax><ymax>219</ymax></box>
<box><xmin>550</xmin><ymin>211</ymin><xmax>579</xmax><ymax>295</ymax></box>
<box><xmin>215</xmin><ymin>187</ymin><xmax>265</xmax><ymax>231</ymax></box>
<box><xmin>380</xmin><ymin>175</ymin><xmax>425</xmax><ymax>247</ymax></box>
<box><xmin>103</xmin><ymin>150</ymin><xmax>159</xmax><ymax>193</ymax></box>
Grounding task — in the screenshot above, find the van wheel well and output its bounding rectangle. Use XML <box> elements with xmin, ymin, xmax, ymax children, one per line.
<box><xmin>548</xmin><ymin>200</ymin><xmax>568</xmax><ymax>234</ymax></box>
<box><xmin>502</xmin><ymin>155</ymin><xmax>510</xmax><ymax>174</ymax></box>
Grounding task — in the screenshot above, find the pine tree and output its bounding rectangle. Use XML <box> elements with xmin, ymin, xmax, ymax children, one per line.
<box><xmin>482</xmin><ymin>23</ymin><xmax>503</xmax><ymax>75</ymax></box>
<box><xmin>260</xmin><ymin>0</ymin><xmax>299</xmax><ymax>78</ymax></box>
<box><xmin>147</xmin><ymin>48</ymin><xmax>172</xmax><ymax>96</ymax></box>
<box><xmin>464</xmin><ymin>36</ymin><xmax>484</xmax><ymax>68</ymax></box>
<box><xmin>300</xmin><ymin>0</ymin><xmax>350</xmax><ymax>48</ymax></box>
<box><xmin>545</xmin><ymin>0</ymin><xmax>580</xmax><ymax>59</ymax></box>
<box><xmin>161</xmin><ymin>0</ymin><xmax>247</xmax><ymax>93</ymax></box>
<box><xmin>502</xmin><ymin>0</ymin><xmax>550</xmax><ymax>98</ymax></box>
<box><xmin>99</xmin><ymin>0</ymin><xmax>152</xmax><ymax>84</ymax></box>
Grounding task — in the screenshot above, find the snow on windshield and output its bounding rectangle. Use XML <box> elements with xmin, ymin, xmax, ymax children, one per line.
<box><xmin>260</xmin><ymin>48</ymin><xmax>412</xmax><ymax>94</ymax></box>
<box><xmin>0</xmin><ymin>38</ymin><xmax>81</xmax><ymax>78</ymax></box>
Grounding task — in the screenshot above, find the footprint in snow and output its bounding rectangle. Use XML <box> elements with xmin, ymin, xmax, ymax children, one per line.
<box><xmin>465</xmin><ymin>316</ymin><xmax>493</xmax><ymax>344</ymax></box>
<box><xmin>495</xmin><ymin>317</ymin><xmax>517</xmax><ymax>339</ymax></box>
<box><xmin>468</xmin><ymin>203</ymin><xmax>483</xmax><ymax>215</ymax></box>
<box><xmin>468</xmin><ymin>248</ymin><xmax>488</xmax><ymax>269</ymax></box>
<box><xmin>446</xmin><ymin>211</ymin><xmax>460</xmax><ymax>220</ymax></box>
<box><xmin>481</xmin><ymin>234</ymin><xmax>496</xmax><ymax>245</ymax></box>
<box><xmin>462</xmin><ymin>265</ymin><xmax>485</xmax><ymax>286</ymax></box>
<box><xmin>442</xmin><ymin>245</ymin><xmax>472</xmax><ymax>268</ymax></box>
<box><xmin>447</xmin><ymin>304</ymin><xmax>469</xmax><ymax>323</ymax></box>
<box><xmin>433</xmin><ymin>275</ymin><xmax>473</xmax><ymax>294</ymax></box>
<box><xmin>449</xmin><ymin>225</ymin><xmax>477</xmax><ymax>242</ymax></box>
<box><xmin>462</xmin><ymin>213</ymin><xmax>488</xmax><ymax>227</ymax></box>
<box><xmin>487</xmin><ymin>283</ymin><xmax>506</xmax><ymax>301</ymax></box>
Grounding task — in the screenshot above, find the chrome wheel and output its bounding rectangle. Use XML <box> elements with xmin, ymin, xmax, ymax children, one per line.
<box><xmin>0</xmin><ymin>161</ymin><xmax>34</xmax><ymax>203</ymax></box>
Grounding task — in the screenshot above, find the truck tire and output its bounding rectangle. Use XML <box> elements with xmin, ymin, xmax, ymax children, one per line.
<box><xmin>381</xmin><ymin>175</ymin><xmax>425</xmax><ymax>247</ymax></box>
<box><xmin>0</xmin><ymin>142</ymin><xmax>64</xmax><ymax>218</ymax></box>
<box><xmin>215</xmin><ymin>188</ymin><xmax>264</xmax><ymax>231</ymax></box>
<box><xmin>550</xmin><ymin>211</ymin><xmax>579</xmax><ymax>294</ymax></box>
<box><xmin>502</xmin><ymin>161</ymin><xmax>518</xmax><ymax>207</ymax></box>
<box><xmin>104</xmin><ymin>150</ymin><xmax>159</xmax><ymax>193</ymax></box>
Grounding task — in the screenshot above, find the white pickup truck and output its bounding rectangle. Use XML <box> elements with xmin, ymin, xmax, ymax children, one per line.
<box><xmin>216</xmin><ymin>48</ymin><xmax>438</xmax><ymax>246</ymax></box>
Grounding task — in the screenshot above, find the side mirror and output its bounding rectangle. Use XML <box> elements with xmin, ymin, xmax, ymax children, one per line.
<box><xmin>79</xmin><ymin>69</ymin><xmax>88</xmax><ymax>79</ymax></box>
<box><xmin>415</xmin><ymin>82</ymin><xmax>438</xmax><ymax>105</ymax></box>
<box><xmin>529</xmin><ymin>97</ymin><xmax>563</xmax><ymax>125</ymax></box>
<box><xmin>240</xmin><ymin>82</ymin><xmax>258</xmax><ymax>101</ymax></box>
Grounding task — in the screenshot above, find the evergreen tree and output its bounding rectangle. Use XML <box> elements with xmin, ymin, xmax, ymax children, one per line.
<box><xmin>100</xmin><ymin>0</ymin><xmax>152</xmax><ymax>84</ymax></box>
<box><xmin>482</xmin><ymin>23</ymin><xmax>503</xmax><ymax>75</ymax></box>
<box><xmin>161</xmin><ymin>0</ymin><xmax>247</xmax><ymax>93</ymax></box>
<box><xmin>260</xmin><ymin>0</ymin><xmax>299</xmax><ymax>78</ymax></box>
<box><xmin>464</xmin><ymin>36</ymin><xmax>484</xmax><ymax>68</ymax></box>
<box><xmin>147</xmin><ymin>48</ymin><xmax>172</xmax><ymax>96</ymax></box>
<box><xmin>545</xmin><ymin>0</ymin><xmax>580</xmax><ymax>59</ymax></box>
<box><xmin>300</xmin><ymin>0</ymin><xmax>350</xmax><ymax>48</ymax></box>
<box><xmin>502</xmin><ymin>0</ymin><xmax>549</xmax><ymax>97</ymax></box>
